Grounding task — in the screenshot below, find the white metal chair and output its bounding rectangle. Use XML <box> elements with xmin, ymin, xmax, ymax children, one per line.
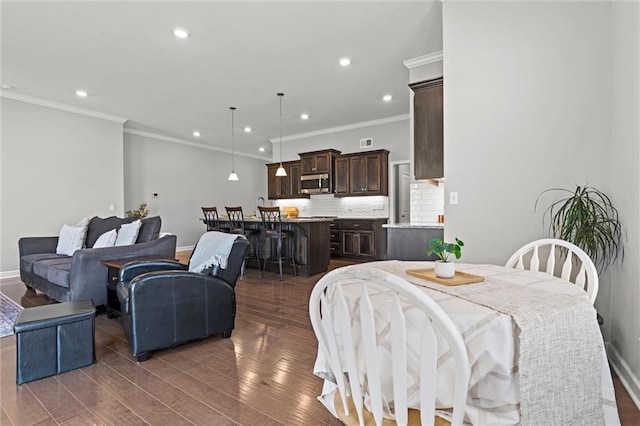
<box><xmin>309</xmin><ymin>266</ymin><xmax>470</xmax><ymax>426</ymax></box>
<box><xmin>505</xmin><ymin>238</ymin><xmax>599</xmax><ymax>304</ymax></box>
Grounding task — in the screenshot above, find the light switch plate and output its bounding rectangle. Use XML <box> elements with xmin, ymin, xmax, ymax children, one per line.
<box><xmin>449</xmin><ymin>192</ymin><xmax>458</xmax><ymax>205</ymax></box>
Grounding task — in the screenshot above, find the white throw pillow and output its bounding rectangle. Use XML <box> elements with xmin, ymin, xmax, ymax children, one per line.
<box><xmin>56</xmin><ymin>224</ymin><xmax>87</xmax><ymax>256</ymax></box>
<box><xmin>93</xmin><ymin>229</ymin><xmax>117</xmax><ymax>248</ymax></box>
<box><xmin>115</xmin><ymin>220</ymin><xmax>142</xmax><ymax>246</ymax></box>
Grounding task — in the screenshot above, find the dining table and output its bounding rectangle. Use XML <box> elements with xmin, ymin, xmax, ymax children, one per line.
<box><xmin>312</xmin><ymin>261</ymin><xmax>620</xmax><ymax>425</ymax></box>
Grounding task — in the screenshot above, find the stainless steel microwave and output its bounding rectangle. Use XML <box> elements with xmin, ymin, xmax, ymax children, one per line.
<box><xmin>301</xmin><ymin>173</ymin><xmax>330</xmax><ymax>194</ymax></box>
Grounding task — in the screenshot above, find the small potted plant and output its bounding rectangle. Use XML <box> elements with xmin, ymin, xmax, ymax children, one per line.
<box><xmin>126</xmin><ymin>202</ymin><xmax>149</xmax><ymax>220</ymax></box>
<box><xmin>427</xmin><ymin>237</ymin><xmax>464</xmax><ymax>278</ymax></box>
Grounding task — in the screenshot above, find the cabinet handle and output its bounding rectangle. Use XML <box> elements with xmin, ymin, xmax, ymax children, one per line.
<box><xmin>111</xmin><ymin>276</ymin><xmax>118</xmax><ymax>282</ymax></box>
<box><xmin>353</xmin><ymin>224</ymin><xmax>360</xmax><ymax>227</ymax></box>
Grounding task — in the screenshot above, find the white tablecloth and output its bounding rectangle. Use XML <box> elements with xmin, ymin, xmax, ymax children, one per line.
<box><xmin>313</xmin><ymin>261</ymin><xmax>620</xmax><ymax>425</ymax></box>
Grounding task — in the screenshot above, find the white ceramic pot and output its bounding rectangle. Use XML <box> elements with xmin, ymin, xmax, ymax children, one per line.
<box><xmin>434</xmin><ymin>260</ymin><xmax>455</xmax><ymax>278</ymax></box>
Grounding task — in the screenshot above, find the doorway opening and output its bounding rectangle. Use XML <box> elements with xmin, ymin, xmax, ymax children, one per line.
<box><xmin>393</xmin><ymin>162</ymin><xmax>411</xmax><ymax>224</ymax></box>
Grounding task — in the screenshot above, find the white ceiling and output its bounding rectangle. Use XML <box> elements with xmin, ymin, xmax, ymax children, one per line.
<box><xmin>1</xmin><ymin>1</ymin><xmax>442</xmax><ymax>159</ymax></box>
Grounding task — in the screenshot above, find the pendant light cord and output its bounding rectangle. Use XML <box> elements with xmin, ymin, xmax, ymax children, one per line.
<box><xmin>278</xmin><ymin>93</ymin><xmax>284</xmax><ymax>167</ymax></box>
<box><xmin>230</xmin><ymin>107</ymin><xmax>235</xmax><ymax>171</ymax></box>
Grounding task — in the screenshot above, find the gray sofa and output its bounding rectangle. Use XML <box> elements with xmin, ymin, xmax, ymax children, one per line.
<box><xmin>18</xmin><ymin>216</ymin><xmax>177</xmax><ymax>307</ymax></box>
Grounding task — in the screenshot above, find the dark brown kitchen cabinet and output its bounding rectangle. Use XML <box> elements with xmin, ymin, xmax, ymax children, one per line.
<box><xmin>335</xmin><ymin>149</ymin><xmax>389</xmax><ymax>197</ymax></box>
<box><xmin>342</xmin><ymin>230</ymin><xmax>375</xmax><ymax>258</ymax></box>
<box><xmin>410</xmin><ymin>77</ymin><xmax>443</xmax><ymax>180</ymax></box>
<box><xmin>329</xmin><ymin>220</ymin><xmax>342</xmax><ymax>256</ymax></box>
<box><xmin>334</xmin><ymin>156</ymin><xmax>350</xmax><ymax>195</ymax></box>
<box><xmin>267</xmin><ymin>161</ymin><xmax>308</xmax><ymax>200</ymax></box>
<box><xmin>299</xmin><ymin>149</ymin><xmax>341</xmax><ymax>175</ymax></box>
<box><xmin>331</xmin><ymin>218</ymin><xmax>387</xmax><ymax>260</ymax></box>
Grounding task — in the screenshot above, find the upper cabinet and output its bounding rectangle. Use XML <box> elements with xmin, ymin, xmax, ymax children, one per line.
<box><xmin>267</xmin><ymin>161</ymin><xmax>308</xmax><ymax>200</ymax></box>
<box><xmin>334</xmin><ymin>156</ymin><xmax>350</xmax><ymax>196</ymax></box>
<box><xmin>299</xmin><ymin>149</ymin><xmax>341</xmax><ymax>175</ymax></box>
<box><xmin>410</xmin><ymin>77</ymin><xmax>443</xmax><ymax>180</ymax></box>
<box><xmin>335</xmin><ymin>149</ymin><xmax>389</xmax><ymax>197</ymax></box>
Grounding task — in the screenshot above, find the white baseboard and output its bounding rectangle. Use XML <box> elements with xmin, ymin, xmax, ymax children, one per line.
<box><xmin>177</xmin><ymin>245</ymin><xmax>195</xmax><ymax>252</ymax></box>
<box><xmin>607</xmin><ymin>343</ymin><xmax>640</xmax><ymax>410</ymax></box>
<box><xmin>0</xmin><ymin>270</ymin><xmax>20</xmax><ymax>279</ymax></box>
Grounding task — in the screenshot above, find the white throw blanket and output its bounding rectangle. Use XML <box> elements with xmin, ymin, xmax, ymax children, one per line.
<box><xmin>188</xmin><ymin>231</ymin><xmax>242</xmax><ymax>273</ymax></box>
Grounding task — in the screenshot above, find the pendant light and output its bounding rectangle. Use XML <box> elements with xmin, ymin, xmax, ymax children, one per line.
<box><xmin>275</xmin><ymin>92</ymin><xmax>287</xmax><ymax>177</ymax></box>
<box><xmin>228</xmin><ymin>106</ymin><xmax>239</xmax><ymax>181</ymax></box>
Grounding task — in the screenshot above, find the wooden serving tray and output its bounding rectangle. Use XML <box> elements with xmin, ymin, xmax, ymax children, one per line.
<box><xmin>406</xmin><ymin>268</ymin><xmax>485</xmax><ymax>286</ymax></box>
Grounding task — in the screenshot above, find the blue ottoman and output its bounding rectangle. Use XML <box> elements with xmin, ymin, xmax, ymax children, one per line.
<box><xmin>14</xmin><ymin>300</ymin><xmax>96</xmax><ymax>385</ymax></box>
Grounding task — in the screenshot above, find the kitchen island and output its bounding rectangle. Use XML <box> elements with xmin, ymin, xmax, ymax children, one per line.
<box><xmin>217</xmin><ymin>217</ymin><xmax>332</xmax><ymax>277</ymax></box>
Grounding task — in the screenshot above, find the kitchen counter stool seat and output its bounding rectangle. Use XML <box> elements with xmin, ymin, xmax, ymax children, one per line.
<box><xmin>259</xmin><ymin>206</ymin><xmax>297</xmax><ymax>280</ymax></box>
<box><xmin>201</xmin><ymin>206</ymin><xmax>222</xmax><ymax>232</ymax></box>
<box><xmin>225</xmin><ymin>206</ymin><xmax>260</xmax><ymax>269</ymax></box>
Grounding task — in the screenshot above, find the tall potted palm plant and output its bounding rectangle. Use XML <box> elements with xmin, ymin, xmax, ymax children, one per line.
<box><xmin>536</xmin><ymin>185</ymin><xmax>624</xmax><ymax>273</ymax></box>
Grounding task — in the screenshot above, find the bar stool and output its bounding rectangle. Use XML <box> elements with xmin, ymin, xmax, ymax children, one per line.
<box><xmin>201</xmin><ymin>207</ymin><xmax>221</xmax><ymax>231</ymax></box>
<box><xmin>224</xmin><ymin>206</ymin><xmax>260</xmax><ymax>267</ymax></box>
<box><xmin>258</xmin><ymin>206</ymin><xmax>296</xmax><ymax>280</ymax></box>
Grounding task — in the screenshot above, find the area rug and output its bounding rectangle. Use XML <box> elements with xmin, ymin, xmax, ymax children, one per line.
<box><xmin>0</xmin><ymin>292</ymin><xmax>23</xmax><ymax>338</ymax></box>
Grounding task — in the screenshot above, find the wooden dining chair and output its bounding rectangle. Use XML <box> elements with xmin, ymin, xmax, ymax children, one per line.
<box><xmin>201</xmin><ymin>207</ymin><xmax>221</xmax><ymax>232</ymax></box>
<box><xmin>309</xmin><ymin>266</ymin><xmax>470</xmax><ymax>426</ymax></box>
<box><xmin>505</xmin><ymin>238</ymin><xmax>599</xmax><ymax>304</ymax></box>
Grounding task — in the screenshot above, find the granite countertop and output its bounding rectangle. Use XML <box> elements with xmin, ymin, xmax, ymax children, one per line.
<box><xmin>209</xmin><ymin>216</ymin><xmax>389</xmax><ymax>223</ymax></box>
<box><xmin>216</xmin><ymin>216</ymin><xmax>335</xmax><ymax>223</ymax></box>
<box><xmin>383</xmin><ymin>222</ymin><xmax>444</xmax><ymax>229</ymax></box>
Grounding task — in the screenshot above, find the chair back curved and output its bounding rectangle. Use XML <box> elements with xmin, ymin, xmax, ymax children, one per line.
<box><xmin>188</xmin><ymin>236</ymin><xmax>249</xmax><ymax>287</ymax></box>
<box><xmin>201</xmin><ymin>207</ymin><xmax>220</xmax><ymax>231</ymax></box>
<box><xmin>505</xmin><ymin>238</ymin><xmax>599</xmax><ymax>304</ymax></box>
<box><xmin>258</xmin><ymin>206</ymin><xmax>284</xmax><ymax>236</ymax></box>
<box><xmin>225</xmin><ymin>206</ymin><xmax>246</xmax><ymax>234</ymax></box>
<box><xmin>309</xmin><ymin>266</ymin><xmax>470</xmax><ymax>426</ymax></box>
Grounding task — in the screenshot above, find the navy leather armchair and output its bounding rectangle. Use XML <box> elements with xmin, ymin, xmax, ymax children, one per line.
<box><xmin>116</xmin><ymin>237</ymin><xmax>249</xmax><ymax>361</ymax></box>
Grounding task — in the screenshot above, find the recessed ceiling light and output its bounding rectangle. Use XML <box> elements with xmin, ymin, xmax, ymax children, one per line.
<box><xmin>193</xmin><ymin>131</ymin><xmax>201</xmax><ymax>137</ymax></box>
<box><xmin>259</xmin><ymin>147</ymin><xmax>265</xmax><ymax>152</ymax></box>
<box><xmin>173</xmin><ymin>28</ymin><xmax>189</xmax><ymax>39</ymax></box>
<box><xmin>76</xmin><ymin>90</ymin><xmax>88</xmax><ymax>97</ymax></box>
<box><xmin>383</xmin><ymin>94</ymin><xmax>393</xmax><ymax>102</ymax></box>
<box><xmin>244</xmin><ymin>127</ymin><xmax>252</xmax><ymax>133</ymax></box>
<box><xmin>339</xmin><ymin>57</ymin><xmax>351</xmax><ymax>67</ymax></box>
<box><xmin>300</xmin><ymin>113</ymin><xmax>309</xmax><ymax>120</ymax></box>
<box><xmin>1</xmin><ymin>84</ymin><xmax>13</xmax><ymax>90</ymax></box>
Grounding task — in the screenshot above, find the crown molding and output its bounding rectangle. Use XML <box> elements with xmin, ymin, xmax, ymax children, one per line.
<box><xmin>0</xmin><ymin>91</ymin><xmax>128</xmax><ymax>123</ymax></box>
<box><xmin>124</xmin><ymin>128</ymin><xmax>271</xmax><ymax>161</ymax></box>
<box><xmin>403</xmin><ymin>51</ymin><xmax>443</xmax><ymax>70</ymax></box>
<box><xmin>270</xmin><ymin>114</ymin><xmax>409</xmax><ymax>144</ymax></box>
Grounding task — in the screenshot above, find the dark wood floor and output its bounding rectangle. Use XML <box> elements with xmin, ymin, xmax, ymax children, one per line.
<box><xmin>1</xmin><ymin>258</ymin><xmax>638</xmax><ymax>425</ymax></box>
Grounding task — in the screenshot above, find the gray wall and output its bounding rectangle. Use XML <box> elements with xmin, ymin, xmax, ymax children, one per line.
<box><xmin>1</xmin><ymin>98</ymin><xmax>124</xmax><ymax>272</ymax></box>
<box><xmin>443</xmin><ymin>1</ymin><xmax>611</xmax><ymax>264</ymax></box>
<box><xmin>443</xmin><ymin>0</ymin><xmax>639</xmax><ymax>403</ymax></box>
<box><xmin>608</xmin><ymin>0</ymin><xmax>640</xmax><ymax>403</ymax></box>
<box><xmin>275</xmin><ymin>118</ymin><xmax>410</xmax><ymax>163</ymax></box>
<box><xmin>124</xmin><ymin>132</ymin><xmax>266</xmax><ymax>248</ymax></box>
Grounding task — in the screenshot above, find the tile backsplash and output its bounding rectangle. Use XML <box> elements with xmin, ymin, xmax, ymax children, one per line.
<box><xmin>410</xmin><ymin>181</ymin><xmax>445</xmax><ymax>224</ymax></box>
<box><xmin>273</xmin><ymin>194</ymin><xmax>388</xmax><ymax>218</ymax></box>
<box><xmin>270</xmin><ymin>182</ymin><xmax>443</xmax><ymax>222</ymax></box>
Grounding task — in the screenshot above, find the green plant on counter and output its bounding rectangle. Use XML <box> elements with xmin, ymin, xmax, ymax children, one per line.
<box><xmin>427</xmin><ymin>237</ymin><xmax>464</xmax><ymax>262</ymax></box>
<box><xmin>126</xmin><ymin>202</ymin><xmax>149</xmax><ymax>219</ymax></box>
<box><xmin>536</xmin><ymin>184</ymin><xmax>623</xmax><ymax>272</ymax></box>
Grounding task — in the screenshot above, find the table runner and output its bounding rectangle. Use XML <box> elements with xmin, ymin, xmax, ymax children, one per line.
<box><xmin>367</xmin><ymin>261</ymin><xmax>604</xmax><ymax>425</ymax></box>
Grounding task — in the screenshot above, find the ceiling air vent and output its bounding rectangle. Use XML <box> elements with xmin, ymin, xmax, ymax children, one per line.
<box><xmin>360</xmin><ymin>137</ymin><xmax>373</xmax><ymax>148</ymax></box>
